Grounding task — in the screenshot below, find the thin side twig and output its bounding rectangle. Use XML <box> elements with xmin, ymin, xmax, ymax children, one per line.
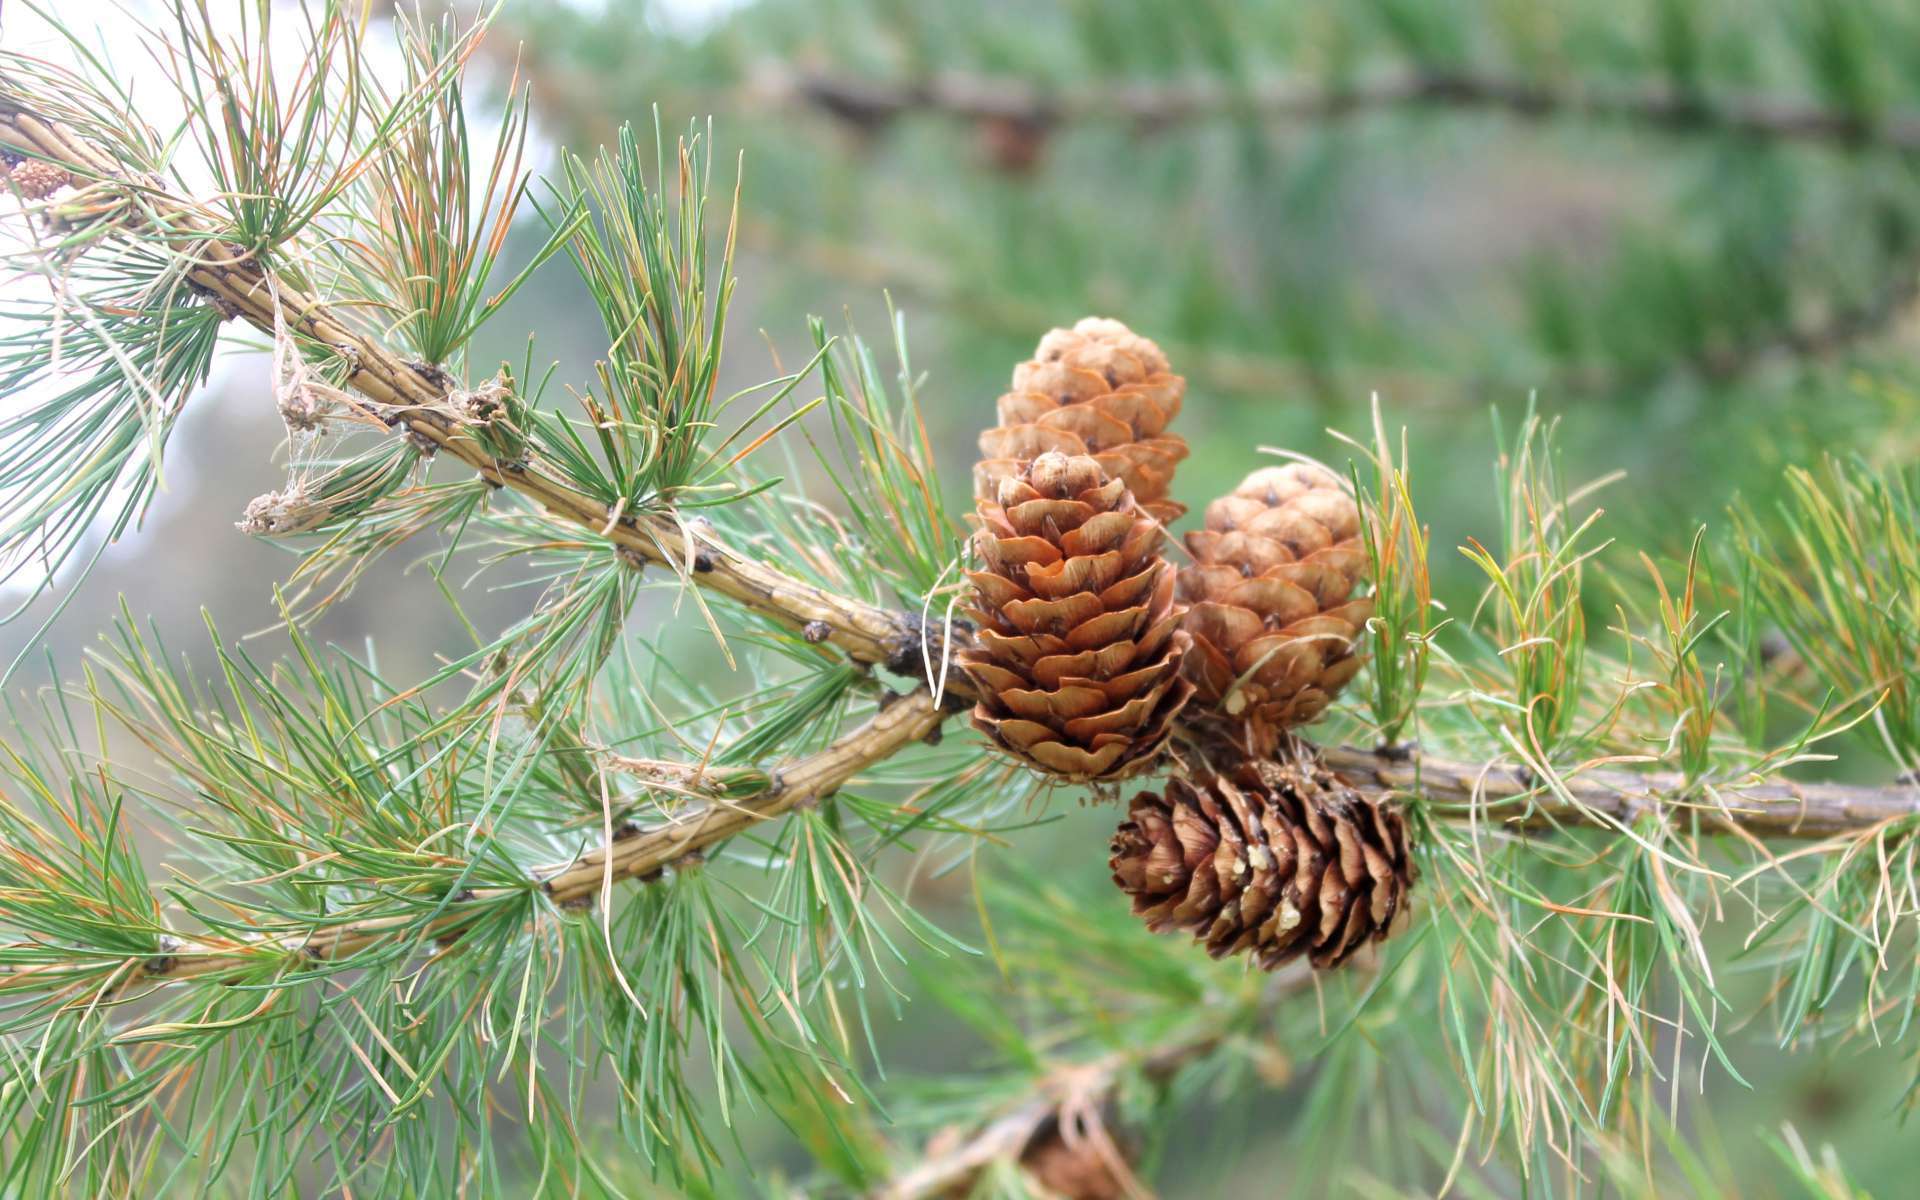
<box><xmin>872</xmin><ymin>961</ymin><xmax>1315</xmax><ymax>1200</ymax></box>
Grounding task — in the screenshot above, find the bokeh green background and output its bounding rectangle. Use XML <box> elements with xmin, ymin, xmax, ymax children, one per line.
<box><xmin>10</xmin><ymin>1</ymin><xmax>1920</xmax><ymax>1194</ymax></box>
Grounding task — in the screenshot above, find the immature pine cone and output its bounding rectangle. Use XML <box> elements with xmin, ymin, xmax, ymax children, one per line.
<box><xmin>1109</xmin><ymin>759</ymin><xmax>1413</xmax><ymax>971</ymax></box>
<box><xmin>1179</xmin><ymin>463</ymin><xmax>1372</xmax><ymax>755</ymax></box>
<box><xmin>976</xmin><ymin>317</ymin><xmax>1190</xmax><ymax>522</ymax></box>
<box><xmin>2</xmin><ymin>158</ymin><xmax>71</xmax><ymax>200</ymax></box>
<box><xmin>958</xmin><ymin>451</ymin><xmax>1193</xmax><ymax>782</ymax></box>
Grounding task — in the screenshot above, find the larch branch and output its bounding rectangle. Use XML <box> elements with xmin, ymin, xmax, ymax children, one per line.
<box><xmin>0</xmin><ymin>106</ymin><xmax>935</xmax><ymax>681</ymax></box>
<box><xmin>1324</xmin><ymin>745</ymin><xmax>1920</xmax><ymax>839</ymax></box>
<box><xmin>4</xmin><ymin>98</ymin><xmax>1918</xmax><ymax>1016</ymax></box>
<box><xmin>747</xmin><ymin>66</ymin><xmax>1920</xmax><ymax>396</ymax></box>
<box><xmin>0</xmin><ymin>688</ymin><xmax>947</xmax><ymax>997</ymax></box>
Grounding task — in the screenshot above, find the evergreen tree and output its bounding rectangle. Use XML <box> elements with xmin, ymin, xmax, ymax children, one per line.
<box><xmin>0</xmin><ymin>2</ymin><xmax>1917</xmax><ymax>1195</ymax></box>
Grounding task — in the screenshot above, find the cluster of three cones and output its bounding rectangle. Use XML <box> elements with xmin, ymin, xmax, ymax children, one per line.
<box><xmin>954</xmin><ymin>318</ymin><xmax>1413</xmax><ymax>973</ymax></box>
<box><xmin>957</xmin><ymin>316</ymin><xmax>1373</xmax><ymax>781</ymax></box>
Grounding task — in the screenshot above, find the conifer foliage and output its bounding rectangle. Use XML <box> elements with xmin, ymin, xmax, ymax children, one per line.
<box><xmin>1</xmin><ymin>5</ymin><xmax>1920</xmax><ymax>1198</ymax></box>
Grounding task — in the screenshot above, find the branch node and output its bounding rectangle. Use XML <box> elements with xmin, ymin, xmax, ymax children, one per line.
<box><xmin>408</xmin><ymin>359</ymin><xmax>453</xmax><ymax>390</ymax></box>
<box><xmin>186</xmin><ymin>277</ymin><xmax>244</xmax><ymax>322</ymax></box>
<box><xmin>882</xmin><ymin>611</ymin><xmax>976</xmax><ymax>681</ymax></box>
<box><xmin>144</xmin><ymin>935</ymin><xmax>181</xmax><ymax>977</ymax></box>
<box><xmin>1376</xmin><ymin>739</ymin><xmax>1419</xmax><ymax>762</ymax></box>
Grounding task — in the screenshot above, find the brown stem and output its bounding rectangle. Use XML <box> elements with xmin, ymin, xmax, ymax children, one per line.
<box><xmin>0</xmin><ymin>108</ymin><xmax>932</xmax><ymax>680</ymax></box>
<box><xmin>538</xmin><ymin>689</ymin><xmax>947</xmax><ymax>900</ymax></box>
<box><xmin>772</xmin><ymin>66</ymin><xmax>1920</xmax><ymax>153</ymax></box>
<box><xmin>757</xmin><ymin>67</ymin><xmax>1920</xmax><ymax>396</ymax></box>
<box><xmin>0</xmin><ymin>689</ymin><xmax>947</xmax><ymax>997</ymax></box>
<box><xmin>21</xmin><ymin>726</ymin><xmax>1909</xmax><ymax>1000</ymax></box>
<box><xmin>1323</xmin><ymin>744</ymin><xmax>1920</xmax><ymax>839</ymax></box>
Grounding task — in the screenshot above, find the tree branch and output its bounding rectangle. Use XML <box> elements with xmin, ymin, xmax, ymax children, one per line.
<box><xmin>752</xmin><ymin>66</ymin><xmax>1920</xmax><ymax>396</ymax></box>
<box><xmin>18</xmin><ymin>723</ymin><xmax>1909</xmax><ymax>1002</ymax></box>
<box><xmin>0</xmin><ymin>687</ymin><xmax>948</xmax><ymax>997</ymax></box>
<box><xmin>769</xmin><ymin>66</ymin><xmax>1920</xmax><ymax>153</ymax></box>
<box><xmin>0</xmin><ymin>107</ymin><xmax>932</xmax><ymax>680</ymax></box>
<box><xmin>5</xmin><ymin>99</ymin><xmax>1917</xmax><ymax>1017</ymax></box>
<box><xmin>1323</xmin><ymin>744</ymin><xmax>1920</xmax><ymax>840</ymax></box>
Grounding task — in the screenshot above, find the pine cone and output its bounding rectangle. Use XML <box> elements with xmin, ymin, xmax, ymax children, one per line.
<box><xmin>976</xmin><ymin>317</ymin><xmax>1190</xmax><ymax>522</ymax></box>
<box><xmin>1019</xmin><ymin>1112</ymin><xmax>1129</xmax><ymax>1200</ymax></box>
<box><xmin>3</xmin><ymin>158</ymin><xmax>71</xmax><ymax>200</ymax></box>
<box><xmin>924</xmin><ymin>1106</ymin><xmax>1131</xmax><ymax>1200</ymax></box>
<box><xmin>1109</xmin><ymin>759</ymin><xmax>1413</xmax><ymax>970</ymax></box>
<box><xmin>1179</xmin><ymin>463</ymin><xmax>1372</xmax><ymax>755</ymax></box>
<box><xmin>959</xmin><ymin>450</ymin><xmax>1193</xmax><ymax>782</ymax></box>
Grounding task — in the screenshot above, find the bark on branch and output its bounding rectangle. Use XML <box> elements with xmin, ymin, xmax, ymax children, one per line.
<box><xmin>0</xmin><ymin>688</ymin><xmax>947</xmax><ymax>997</ymax></box>
<box><xmin>773</xmin><ymin>65</ymin><xmax>1920</xmax><ymax>382</ymax></box>
<box><xmin>1323</xmin><ymin>744</ymin><xmax>1920</xmax><ymax>840</ymax></box>
<box><xmin>0</xmin><ymin>107</ymin><xmax>936</xmax><ymax>681</ymax></box>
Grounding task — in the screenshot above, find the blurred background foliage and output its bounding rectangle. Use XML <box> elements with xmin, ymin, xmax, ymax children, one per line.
<box><xmin>8</xmin><ymin>0</ymin><xmax>1920</xmax><ymax>1194</ymax></box>
<box><xmin>492</xmin><ymin>0</ymin><xmax>1920</xmax><ymax>610</ymax></box>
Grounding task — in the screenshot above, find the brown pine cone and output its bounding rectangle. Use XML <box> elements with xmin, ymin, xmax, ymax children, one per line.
<box><xmin>1019</xmin><ymin>1113</ymin><xmax>1129</xmax><ymax>1200</ymax></box>
<box><xmin>976</xmin><ymin>317</ymin><xmax>1189</xmax><ymax>522</ymax></box>
<box><xmin>958</xmin><ymin>450</ymin><xmax>1193</xmax><ymax>782</ymax></box>
<box><xmin>1109</xmin><ymin>758</ymin><xmax>1413</xmax><ymax>971</ymax></box>
<box><xmin>1179</xmin><ymin>463</ymin><xmax>1372</xmax><ymax>755</ymax></box>
<box><xmin>924</xmin><ymin>1105</ymin><xmax>1131</xmax><ymax>1200</ymax></box>
<box><xmin>3</xmin><ymin>158</ymin><xmax>71</xmax><ymax>200</ymax></box>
